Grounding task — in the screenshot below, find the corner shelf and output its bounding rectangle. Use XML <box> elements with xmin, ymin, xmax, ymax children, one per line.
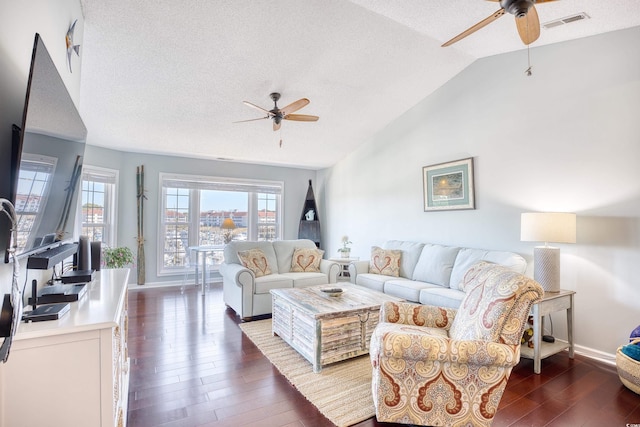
<box><xmin>298</xmin><ymin>180</ymin><xmax>321</xmax><ymax>248</ymax></box>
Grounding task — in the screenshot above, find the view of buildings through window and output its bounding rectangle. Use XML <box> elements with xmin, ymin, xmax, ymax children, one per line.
<box><xmin>79</xmin><ymin>166</ymin><xmax>118</xmax><ymax>247</ymax></box>
<box><xmin>160</xmin><ymin>174</ymin><xmax>282</xmax><ymax>274</ymax></box>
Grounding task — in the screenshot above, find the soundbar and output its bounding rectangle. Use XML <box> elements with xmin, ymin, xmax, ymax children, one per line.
<box><xmin>26</xmin><ymin>243</ymin><xmax>78</xmax><ymax>270</ymax></box>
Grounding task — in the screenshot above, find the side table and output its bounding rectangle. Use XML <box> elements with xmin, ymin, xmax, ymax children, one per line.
<box><xmin>328</xmin><ymin>257</ymin><xmax>359</xmax><ymax>281</ymax></box>
<box><xmin>521</xmin><ymin>289</ymin><xmax>575</xmax><ymax>374</ymax></box>
<box><xmin>190</xmin><ymin>245</ymin><xmax>224</xmax><ymax>294</ymax></box>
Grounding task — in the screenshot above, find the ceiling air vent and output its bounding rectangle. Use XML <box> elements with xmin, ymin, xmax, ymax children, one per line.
<box><xmin>542</xmin><ymin>12</ymin><xmax>590</xmax><ymax>30</ymax></box>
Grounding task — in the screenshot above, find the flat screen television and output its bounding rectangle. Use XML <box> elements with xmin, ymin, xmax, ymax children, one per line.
<box><xmin>5</xmin><ymin>33</ymin><xmax>87</xmax><ymax>263</ymax></box>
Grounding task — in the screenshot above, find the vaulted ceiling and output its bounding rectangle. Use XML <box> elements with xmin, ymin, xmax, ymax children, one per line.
<box><xmin>78</xmin><ymin>0</ymin><xmax>640</xmax><ymax>169</ymax></box>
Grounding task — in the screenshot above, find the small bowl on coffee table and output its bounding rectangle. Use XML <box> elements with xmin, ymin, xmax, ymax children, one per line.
<box><xmin>320</xmin><ymin>287</ymin><xmax>344</xmax><ymax>297</ymax></box>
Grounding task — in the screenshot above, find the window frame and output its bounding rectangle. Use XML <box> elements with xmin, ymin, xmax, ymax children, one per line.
<box><xmin>158</xmin><ymin>172</ymin><xmax>284</xmax><ymax>276</ymax></box>
<box><xmin>77</xmin><ymin>165</ymin><xmax>119</xmax><ymax>248</ymax></box>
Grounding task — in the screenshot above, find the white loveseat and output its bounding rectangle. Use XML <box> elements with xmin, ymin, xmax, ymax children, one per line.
<box><xmin>220</xmin><ymin>239</ymin><xmax>339</xmax><ymax>320</ymax></box>
<box><xmin>348</xmin><ymin>240</ymin><xmax>527</xmax><ymax>309</ymax></box>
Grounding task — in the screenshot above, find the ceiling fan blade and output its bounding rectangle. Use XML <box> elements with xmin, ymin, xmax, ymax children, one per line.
<box><xmin>516</xmin><ymin>4</ymin><xmax>540</xmax><ymax>45</ymax></box>
<box><xmin>233</xmin><ymin>116</ymin><xmax>269</xmax><ymax>123</ymax></box>
<box><xmin>273</xmin><ymin>121</ymin><xmax>281</xmax><ymax>132</ymax></box>
<box><xmin>281</xmin><ymin>98</ymin><xmax>310</xmax><ymax>116</ymax></box>
<box><xmin>284</xmin><ymin>114</ymin><xmax>319</xmax><ymax>122</ymax></box>
<box><xmin>442</xmin><ymin>8</ymin><xmax>506</xmax><ymax>47</ymax></box>
<box><xmin>243</xmin><ymin>101</ymin><xmax>274</xmax><ymax>116</ymax></box>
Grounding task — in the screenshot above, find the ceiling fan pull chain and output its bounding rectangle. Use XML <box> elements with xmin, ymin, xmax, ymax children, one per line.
<box><xmin>525</xmin><ymin>43</ymin><xmax>533</xmax><ymax>76</ymax></box>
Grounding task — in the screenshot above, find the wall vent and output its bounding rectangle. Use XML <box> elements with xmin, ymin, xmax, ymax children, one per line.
<box><xmin>542</xmin><ymin>12</ymin><xmax>590</xmax><ymax>30</ymax></box>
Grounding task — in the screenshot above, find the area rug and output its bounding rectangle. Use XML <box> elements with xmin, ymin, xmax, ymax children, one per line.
<box><xmin>239</xmin><ymin>319</ymin><xmax>375</xmax><ymax>427</ymax></box>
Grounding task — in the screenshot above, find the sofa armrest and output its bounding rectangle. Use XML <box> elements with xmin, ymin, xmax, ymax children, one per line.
<box><xmin>348</xmin><ymin>260</ymin><xmax>370</xmax><ymax>283</ymax></box>
<box><xmin>219</xmin><ymin>262</ymin><xmax>255</xmax><ymax>288</ymax></box>
<box><xmin>380</xmin><ymin>301</ymin><xmax>457</xmax><ymax>329</ymax></box>
<box><xmin>372</xmin><ymin>323</ymin><xmax>519</xmax><ymax>368</ymax></box>
<box><xmin>320</xmin><ymin>259</ymin><xmax>339</xmax><ymax>284</ymax></box>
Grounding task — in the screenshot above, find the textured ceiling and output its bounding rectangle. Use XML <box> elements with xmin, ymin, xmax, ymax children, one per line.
<box><xmin>78</xmin><ymin>0</ymin><xmax>640</xmax><ymax>169</ymax></box>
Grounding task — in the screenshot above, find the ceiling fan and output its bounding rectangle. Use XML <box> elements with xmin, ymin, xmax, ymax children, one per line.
<box><xmin>236</xmin><ymin>92</ymin><xmax>319</xmax><ymax>132</ymax></box>
<box><xmin>442</xmin><ymin>0</ymin><xmax>558</xmax><ymax>47</ymax></box>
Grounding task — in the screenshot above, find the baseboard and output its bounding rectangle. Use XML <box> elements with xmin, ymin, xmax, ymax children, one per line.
<box><xmin>128</xmin><ymin>279</ymin><xmax>222</xmax><ymax>291</ymax></box>
<box><xmin>574</xmin><ymin>344</ymin><xmax>616</xmax><ymax>366</ymax></box>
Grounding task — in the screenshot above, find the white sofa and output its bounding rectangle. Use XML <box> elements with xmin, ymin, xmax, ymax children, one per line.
<box><xmin>348</xmin><ymin>240</ymin><xmax>527</xmax><ymax>309</ymax></box>
<box><xmin>220</xmin><ymin>239</ymin><xmax>339</xmax><ymax>320</ymax></box>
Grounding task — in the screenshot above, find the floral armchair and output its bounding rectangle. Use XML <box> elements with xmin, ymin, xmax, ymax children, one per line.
<box><xmin>370</xmin><ymin>261</ymin><xmax>543</xmax><ymax>427</ymax></box>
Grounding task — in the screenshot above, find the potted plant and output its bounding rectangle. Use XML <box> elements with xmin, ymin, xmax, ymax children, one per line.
<box><xmin>337</xmin><ymin>236</ymin><xmax>352</xmax><ymax>258</ymax></box>
<box><xmin>102</xmin><ymin>246</ymin><xmax>135</xmax><ymax>269</ymax></box>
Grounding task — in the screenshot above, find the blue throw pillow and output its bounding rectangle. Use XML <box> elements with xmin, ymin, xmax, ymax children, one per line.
<box><xmin>621</xmin><ymin>343</ymin><xmax>640</xmax><ymax>361</ymax></box>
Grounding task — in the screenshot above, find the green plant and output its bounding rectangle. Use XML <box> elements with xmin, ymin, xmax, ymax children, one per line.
<box><xmin>102</xmin><ymin>246</ymin><xmax>135</xmax><ymax>269</ymax></box>
<box><xmin>337</xmin><ymin>235</ymin><xmax>352</xmax><ymax>253</ymax></box>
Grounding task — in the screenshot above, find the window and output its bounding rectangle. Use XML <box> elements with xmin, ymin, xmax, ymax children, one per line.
<box><xmin>14</xmin><ymin>154</ymin><xmax>57</xmax><ymax>252</ymax></box>
<box><xmin>159</xmin><ymin>173</ymin><xmax>283</xmax><ymax>274</ymax></box>
<box><xmin>78</xmin><ymin>166</ymin><xmax>118</xmax><ymax>247</ymax></box>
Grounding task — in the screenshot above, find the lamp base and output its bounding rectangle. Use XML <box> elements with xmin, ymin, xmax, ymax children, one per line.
<box><xmin>533</xmin><ymin>246</ymin><xmax>560</xmax><ymax>293</ymax></box>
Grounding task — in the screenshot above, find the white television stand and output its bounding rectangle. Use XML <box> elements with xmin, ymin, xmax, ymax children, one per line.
<box><xmin>0</xmin><ymin>268</ymin><xmax>130</xmax><ymax>427</ymax></box>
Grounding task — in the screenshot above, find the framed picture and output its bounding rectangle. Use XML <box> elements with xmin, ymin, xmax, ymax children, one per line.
<box><xmin>422</xmin><ymin>157</ymin><xmax>475</xmax><ymax>211</ymax></box>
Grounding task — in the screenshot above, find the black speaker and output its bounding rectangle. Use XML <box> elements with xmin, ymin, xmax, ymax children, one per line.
<box><xmin>91</xmin><ymin>241</ymin><xmax>101</xmax><ymax>271</ymax></box>
<box><xmin>77</xmin><ymin>236</ymin><xmax>91</xmax><ymax>271</ymax></box>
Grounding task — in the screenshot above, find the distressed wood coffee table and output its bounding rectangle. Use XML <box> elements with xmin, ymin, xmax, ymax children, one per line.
<box><xmin>270</xmin><ymin>284</ymin><xmax>402</xmax><ymax>373</ymax></box>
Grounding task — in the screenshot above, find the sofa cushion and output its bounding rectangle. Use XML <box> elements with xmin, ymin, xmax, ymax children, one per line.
<box><xmin>411</xmin><ymin>244</ymin><xmax>460</xmax><ymax>286</ymax></box>
<box><xmin>370</xmin><ymin>246</ymin><xmax>401</xmax><ymax>277</ymax></box>
<box><xmin>273</xmin><ymin>239</ymin><xmax>318</xmax><ymax>274</ymax></box>
<box><xmin>384</xmin><ymin>279</ymin><xmax>440</xmax><ymax>303</ymax></box>
<box><xmin>383</xmin><ymin>240</ymin><xmax>425</xmax><ymax>279</ymax></box>
<box><xmin>449</xmin><ymin>248</ymin><xmax>527</xmax><ymax>290</ymax></box>
<box><xmin>290</xmin><ymin>247</ymin><xmax>324</xmax><ymax>272</ymax></box>
<box><xmin>449</xmin><ymin>261</ymin><xmax>542</xmax><ymax>344</ymax></box>
<box><xmin>419</xmin><ymin>287</ymin><xmax>466</xmax><ymax>309</ymax></box>
<box><xmin>254</xmin><ymin>274</ymin><xmax>293</xmax><ymax>294</ymax></box>
<box><xmin>237</xmin><ymin>248</ymin><xmax>273</xmax><ymax>277</ymax></box>
<box><xmin>355</xmin><ymin>273</ymin><xmax>389</xmax><ymax>293</ymax></box>
<box><xmin>285</xmin><ymin>272</ymin><xmax>328</xmax><ymax>287</ymax></box>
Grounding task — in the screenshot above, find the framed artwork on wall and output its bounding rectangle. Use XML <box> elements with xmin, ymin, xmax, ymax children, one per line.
<box><xmin>422</xmin><ymin>157</ymin><xmax>475</xmax><ymax>211</ymax></box>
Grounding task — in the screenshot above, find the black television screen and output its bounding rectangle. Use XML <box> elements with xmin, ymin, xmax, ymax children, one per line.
<box><xmin>6</xmin><ymin>33</ymin><xmax>87</xmax><ymax>262</ymax></box>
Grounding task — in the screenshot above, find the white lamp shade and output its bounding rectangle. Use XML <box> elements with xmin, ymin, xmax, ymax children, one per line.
<box><xmin>521</xmin><ymin>212</ymin><xmax>576</xmax><ymax>244</ymax></box>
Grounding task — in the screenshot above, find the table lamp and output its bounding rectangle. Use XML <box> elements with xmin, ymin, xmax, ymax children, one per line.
<box><xmin>221</xmin><ymin>218</ymin><xmax>237</xmax><ymax>244</ymax></box>
<box><xmin>521</xmin><ymin>212</ymin><xmax>576</xmax><ymax>293</ymax></box>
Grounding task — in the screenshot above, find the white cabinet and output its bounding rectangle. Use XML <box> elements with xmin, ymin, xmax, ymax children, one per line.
<box><xmin>0</xmin><ymin>268</ymin><xmax>130</xmax><ymax>427</ymax></box>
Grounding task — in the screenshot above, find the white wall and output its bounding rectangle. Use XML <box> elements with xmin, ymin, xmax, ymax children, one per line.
<box><xmin>318</xmin><ymin>27</ymin><xmax>640</xmax><ymax>361</ymax></box>
<box><xmin>0</xmin><ymin>1</ymin><xmax>84</xmax><ymax>298</ymax></box>
<box><xmin>84</xmin><ymin>145</ymin><xmax>318</xmax><ymax>285</ymax></box>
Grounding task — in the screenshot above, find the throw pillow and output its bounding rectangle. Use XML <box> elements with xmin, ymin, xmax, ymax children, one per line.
<box><xmin>369</xmin><ymin>246</ymin><xmax>401</xmax><ymax>277</ymax></box>
<box><xmin>237</xmin><ymin>248</ymin><xmax>272</xmax><ymax>277</ymax></box>
<box><xmin>290</xmin><ymin>247</ymin><xmax>324</xmax><ymax>272</ymax></box>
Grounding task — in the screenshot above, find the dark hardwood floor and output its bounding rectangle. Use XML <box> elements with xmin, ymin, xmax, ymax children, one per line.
<box><xmin>127</xmin><ymin>284</ymin><xmax>640</xmax><ymax>427</ymax></box>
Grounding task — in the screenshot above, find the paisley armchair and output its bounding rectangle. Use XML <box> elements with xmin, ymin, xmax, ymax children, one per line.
<box><xmin>370</xmin><ymin>261</ymin><xmax>543</xmax><ymax>427</ymax></box>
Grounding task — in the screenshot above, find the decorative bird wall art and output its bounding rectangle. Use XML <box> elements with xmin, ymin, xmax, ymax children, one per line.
<box><xmin>65</xmin><ymin>19</ymin><xmax>81</xmax><ymax>73</ymax></box>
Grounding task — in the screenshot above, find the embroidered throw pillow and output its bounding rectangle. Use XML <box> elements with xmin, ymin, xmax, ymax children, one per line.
<box><xmin>237</xmin><ymin>248</ymin><xmax>272</xmax><ymax>277</ymax></box>
<box><xmin>370</xmin><ymin>246</ymin><xmax>401</xmax><ymax>277</ymax></box>
<box><xmin>290</xmin><ymin>247</ymin><xmax>324</xmax><ymax>272</ymax></box>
